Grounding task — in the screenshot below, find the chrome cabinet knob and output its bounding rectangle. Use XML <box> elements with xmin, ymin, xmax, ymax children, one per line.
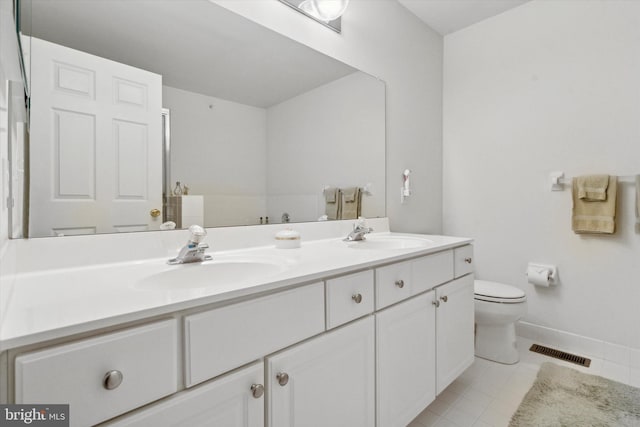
<box><xmin>440</xmin><ymin>295</ymin><xmax>448</xmax><ymax>302</ymax></box>
<box><xmin>464</xmin><ymin>257</ymin><xmax>472</xmax><ymax>264</ymax></box>
<box><xmin>251</xmin><ymin>383</ymin><xmax>264</xmax><ymax>398</ymax></box>
<box><xmin>276</xmin><ymin>372</ymin><xmax>289</xmax><ymax>386</ymax></box>
<box><xmin>103</xmin><ymin>370</ymin><xmax>123</xmax><ymax>390</ymax></box>
<box><xmin>395</xmin><ymin>279</ymin><xmax>405</xmax><ymax>289</ymax></box>
<box><xmin>432</xmin><ymin>300</ymin><xmax>440</xmax><ymax>307</ymax></box>
<box><xmin>352</xmin><ymin>293</ymin><xmax>363</xmax><ymax>304</ymax></box>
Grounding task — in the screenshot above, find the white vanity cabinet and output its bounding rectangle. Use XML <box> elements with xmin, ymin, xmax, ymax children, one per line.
<box><xmin>375</xmin><ymin>248</ymin><xmax>474</xmax><ymax>427</ymax></box>
<box><xmin>266</xmin><ymin>316</ymin><xmax>375</xmax><ymax>427</ymax></box>
<box><xmin>376</xmin><ymin>292</ymin><xmax>437</xmax><ymax>427</ymax></box>
<box><xmin>104</xmin><ymin>362</ymin><xmax>264</xmax><ymax>427</ymax></box>
<box><xmin>435</xmin><ymin>274</ymin><xmax>475</xmax><ymax>394</ymax></box>
<box><xmin>6</xmin><ymin>241</ymin><xmax>475</xmax><ymax>427</ymax></box>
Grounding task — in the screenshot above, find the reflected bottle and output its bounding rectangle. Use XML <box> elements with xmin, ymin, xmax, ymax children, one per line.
<box><xmin>173</xmin><ymin>181</ymin><xmax>183</xmax><ymax>196</ymax></box>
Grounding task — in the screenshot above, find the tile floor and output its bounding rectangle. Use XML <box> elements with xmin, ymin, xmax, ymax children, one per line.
<box><xmin>409</xmin><ymin>336</ymin><xmax>640</xmax><ymax>427</ymax></box>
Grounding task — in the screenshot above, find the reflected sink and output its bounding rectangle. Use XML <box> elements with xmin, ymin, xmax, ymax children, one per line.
<box><xmin>135</xmin><ymin>257</ymin><xmax>289</xmax><ymax>290</ymax></box>
<box><xmin>345</xmin><ymin>235</ymin><xmax>432</xmax><ymax>250</ymax></box>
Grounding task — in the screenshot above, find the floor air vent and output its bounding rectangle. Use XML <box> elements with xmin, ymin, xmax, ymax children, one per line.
<box><xmin>529</xmin><ymin>344</ymin><xmax>591</xmax><ymax>367</ymax></box>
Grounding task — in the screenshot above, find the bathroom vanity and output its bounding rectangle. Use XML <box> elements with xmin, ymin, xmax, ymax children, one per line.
<box><xmin>0</xmin><ymin>220</ymin><xmax>474</xmax><ymax>426</ymax></box>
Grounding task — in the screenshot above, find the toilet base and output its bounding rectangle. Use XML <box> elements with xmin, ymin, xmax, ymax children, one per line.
<box><xmin>475</xmin><ymin>322</ymin><xmax>519</xmax><ymax>364</ymax></box>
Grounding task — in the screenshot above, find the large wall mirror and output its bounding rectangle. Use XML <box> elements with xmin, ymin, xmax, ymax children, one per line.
<box><xmin>16</xmin><ymin>0</ymin><xmax>386</xmax><ymax>238</ymax></box>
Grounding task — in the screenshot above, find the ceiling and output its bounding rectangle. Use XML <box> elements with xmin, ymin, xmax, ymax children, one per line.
<box><xmin>398</xmin><ymin>0</ymin><xmax>531</xmax><ymax>35</ymax></box>
<box><xmin>22</xmin><ymin>0</ymin><xmax>356</xmax><ymax>108</ymax></box>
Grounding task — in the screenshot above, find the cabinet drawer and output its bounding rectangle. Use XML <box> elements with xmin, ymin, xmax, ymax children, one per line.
<box><xmin>375</xmin><ymin>261</ymin><xmax>412</xmax><ymax>309</ymax></box>
<box><xmin>185</xmin><ymin>282</ymin><xmax>325</xmax><ymax>387</ymax></box>
<box><xmin>15</xmin><ymin>320</ymin><xmax>178</xmax><ymax>427</ymax></box>
<box><xmin>454</xmin><ymin>245</ymin><xmax>474</xmax><ymax>278</ymax></box>
<box><xmin>104</xmin><ymin>362</ymin><xmax>264</xmax><ymax>427</ymax></box>
<box><xmin>412</xmin><ymin>251</ymin><xmax>454</xmax><ymax>294</ymax></box>
<box><xmin>326</xmin><ymin>270</ymin><xmax>374</xmax><ymax>329</ymax></box>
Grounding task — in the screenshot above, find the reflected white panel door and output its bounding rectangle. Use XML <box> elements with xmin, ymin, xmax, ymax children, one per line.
<box><xmin>29</xmin><ymin>37</ymin><xmax>162</xmax><ymax>236</ymax></box>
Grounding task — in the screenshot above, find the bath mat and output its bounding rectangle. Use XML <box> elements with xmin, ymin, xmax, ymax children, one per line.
<box><xmin>510</xmin><ymin>362</ymin><xmax>640</xmax><ymax>426</ymax></box>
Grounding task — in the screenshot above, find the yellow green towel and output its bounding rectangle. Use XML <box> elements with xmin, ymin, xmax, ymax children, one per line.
<box><xmin>340</xmin><ymin>187</ymin><xmax>362</xmax><ymax>220</ymax></box>
<box><xmin>575</xmin><ymin>174</ymin><xmax>610</xmax><ymax>201</ymax></box>
<box><xmin>572</xmin><ymin>175</ymin><xmax>617</xmax><ymax>234</ymax></box>
<box><xmin>324</xmin><ymin>187</ymin><xmax>341</xmax><ymax>220</ymax></box>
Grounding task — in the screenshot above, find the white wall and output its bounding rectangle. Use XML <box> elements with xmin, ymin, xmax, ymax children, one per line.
<box><xmin>163</xmin><ymin>86</ymin><xmax>268</xmax><ymax>226</ymax></box>
<box><xmin>213</xmin><ymin>0</ymin><xmax>444</xmax><ymax>233</ymax></box>
<box><xmin>266</xmin><ymin>72</ymin><xmax>385</xmax><ymax>223</ymax></box>
<box><xmin>443</xmin><ymin>1</ymin><xmax>640</xmax><ymax>349</ymax></box>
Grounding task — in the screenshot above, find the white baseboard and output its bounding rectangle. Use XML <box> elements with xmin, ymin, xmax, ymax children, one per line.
<box><xmin>517</xmin><ymin>321</ymin><xmax>640</xmax><ymax>369</ymax></box>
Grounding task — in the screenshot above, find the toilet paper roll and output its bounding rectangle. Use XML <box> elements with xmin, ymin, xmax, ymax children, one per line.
<box><xmin>527</xmin><ymin>266</ymin><xmax>551</xmax><ymax>287</ymax></box>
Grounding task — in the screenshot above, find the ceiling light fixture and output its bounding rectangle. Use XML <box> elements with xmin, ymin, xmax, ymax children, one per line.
<box><xmin>298</xmin><ymin>0</ymin><xmax>350</xmax><ymax>22</ymax></box>
<box><xmin>278</xmin><ymin>0</ymin><xmax>350</xmax><ymax>33</ymax></box>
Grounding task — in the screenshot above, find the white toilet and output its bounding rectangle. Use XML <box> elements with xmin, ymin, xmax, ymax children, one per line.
<box><xmin>474</xmin><ymin>280</ymin><xmax>527</xmax><ymax>364</ymax></box>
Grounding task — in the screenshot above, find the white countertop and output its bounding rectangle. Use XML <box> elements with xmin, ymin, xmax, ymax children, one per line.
<box><xmin>0</xmin><ymin>232</ymin><xmax>471</xmax><ymax>352</ymax></box>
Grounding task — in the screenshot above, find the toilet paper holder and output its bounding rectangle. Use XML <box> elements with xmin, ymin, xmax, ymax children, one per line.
<box><xmin>526</xmin><ymin>263</ymin><xmax>558</xmax><ymax>286</ymax></box>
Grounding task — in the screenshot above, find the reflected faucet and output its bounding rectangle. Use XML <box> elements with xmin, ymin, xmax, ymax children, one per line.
<box><xmin>344</xmin><ymin>218</ymin><xmax>373</xmax><ymax>242</ymax></box>
<box><xmin>282</xmin><ymin>212</ymin><xmax>290</xmax><ymax>223</ymax></box>
<box><xmin>168</xmin><ymin>225</ymin><xmax>213</xmax><ymax>265</ymax></box>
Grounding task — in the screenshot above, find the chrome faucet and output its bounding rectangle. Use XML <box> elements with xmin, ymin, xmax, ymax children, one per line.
<box><xmin>344</xmin><ymin>219</ymin><xmax>373</xmax><ymax>242</ymax></box>
<box><xmin>168</xmin><ymin>225</ymin><xmax>213</xmax><ymax>265</ymax></box>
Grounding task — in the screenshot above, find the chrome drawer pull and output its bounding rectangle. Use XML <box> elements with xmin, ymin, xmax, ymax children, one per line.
<box><xmin>464</xmin><ymin>257</ymin><xmax>472</xmax><ymax>264</ymax></box>
<box><xmin>277</xmin><ymin>372</ymin><xmax>289</xmax><ymax>386</ymax></box>
<box><xmin>440</xmin><ymin>295</ymin><xmax>448</xmax><ymax>303</ymax></box>
<box><xmin>251</xmin><ymin>384</ymin><xmax>264</xmax><ymax>398</ymax></box>
<box><xmin>103</xmin><ymin>370</ymin><xmax>123</xmax><ymax>390</ymax></box>
<box><xmin>352</xmin><ymin>294</ymin><xmax>363</xmax><ymax>304</ymax></box>
<box><xmin>395</xmin><ymin>280</ymin><xmax>405</xmax><ymax>289</ymax></box>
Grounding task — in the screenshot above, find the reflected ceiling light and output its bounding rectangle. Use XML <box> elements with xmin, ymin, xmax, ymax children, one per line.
<box><xmin>298</xmin><ymin>0</ymin><xmax>350</xmax><ymax>22</ymax></box>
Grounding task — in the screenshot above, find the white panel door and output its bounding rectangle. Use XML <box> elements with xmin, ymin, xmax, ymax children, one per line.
<box><xmin>267</xmin><ymin>316</ymin><xmax>375</xmax><ymax>427</ymax></box>
<box><xmin>376</xmin><ymin>292</ymin><xmax>437</xmax><ymax>427</ymax></box>
<box><xmin>436</xmin><ymin>274</ymin><xmax>475</xmax><ymax>394</ymax></box>
<box><xmin>29</xmin><ymin>37</ymin><xmax>162</xmax><ymax>236</ymax></box>
<box><xmin>104</xmin><ymin>362</ymin><xmax>264</xmax><ymax>427</ymax></box>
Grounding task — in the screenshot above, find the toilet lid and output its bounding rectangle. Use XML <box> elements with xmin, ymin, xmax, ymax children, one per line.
<box><xmin>474</xmin><ymin>280</ymin><xmax>526</xmax><ymax>303</ymax></box>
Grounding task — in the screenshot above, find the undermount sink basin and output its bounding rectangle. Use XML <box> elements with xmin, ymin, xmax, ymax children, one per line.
<box><xmin>135</xmin><ymin>257</ymin><xmax>289</xmax><ymax>291</ymax></box>
<box><xmin>345</xmin><ymin>235</ymin><xmax>432</xmax><ymax>250</ymax></box>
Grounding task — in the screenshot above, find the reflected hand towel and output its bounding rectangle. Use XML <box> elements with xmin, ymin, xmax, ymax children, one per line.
<box><xmin>324</xmin><ymin>187</ymin><xmax>341</xmax><ymax>220</ymax></box>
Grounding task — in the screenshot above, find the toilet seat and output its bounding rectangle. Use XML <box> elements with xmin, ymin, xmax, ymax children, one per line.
<box><xmin>474</xmin><ymin>280</ymin><xmax>526</xmax><ymax>304</ymax></box>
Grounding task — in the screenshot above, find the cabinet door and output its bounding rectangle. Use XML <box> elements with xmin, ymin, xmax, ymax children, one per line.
<box><xmin>105</xmin><ymin>362</ymin><xmax>264</xmax><ymax>427</ymax></box>
<box><xmin>267</xmin><ymin>316</ymin><xmax>375</xmax><ymax>427</ymax></box>
<box><xmin>376</xmin><ymin>292</ymin><xmax>436</xmax><ymax>427</ymax></box>
<box><xmin>436</xmin><ymin>274</ymin><xmax>475</xmax><ymax>394</ymax></box>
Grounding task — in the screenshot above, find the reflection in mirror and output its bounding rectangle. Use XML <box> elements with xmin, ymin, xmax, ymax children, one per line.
<box><xmin>18</xmin><ymin>0</ymin><xmax>386</xmax><ymax>238</ymax></box>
